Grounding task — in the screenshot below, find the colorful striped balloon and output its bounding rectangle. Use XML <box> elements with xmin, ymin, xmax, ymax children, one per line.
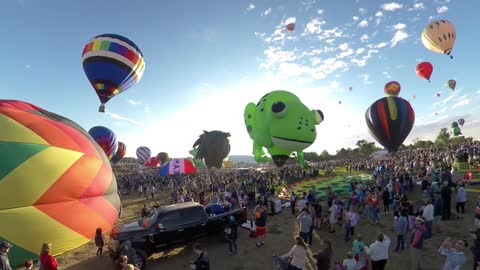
<box><xmin>82</xmin><ymin>34</ymin><xmax>145</xmax><ymax>112</ymax></box>
<box><xmin>0</xmin><ymin>100</ymin><xmax>121</xmax><ymax>267</ymax></box>
<box><xmin>365</xmin><ymin>96</ymin><xmax>415</xmax><ymax>152</ymax></box>
<box><xmin>88</xmin><ymin>126</ymin><xmax>118</xmax><ymax>160</ymax></box>
<box><xmin>136</xmin><ymin>146</ymin><xmax>151</xmax><ymax>165</ymax></box>
<box><xmin>111</xmin><ymin>141</ymin><xmax>126</xmax><ymax>164</ymax></box>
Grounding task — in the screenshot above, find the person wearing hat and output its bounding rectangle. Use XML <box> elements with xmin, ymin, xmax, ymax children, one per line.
<box><xmin>0</xmin><ymin>241</ymin><xmax>12</xmax><ymax>270</ymax></box>
<box><xmin>224</xmin><ymin>216</ymin><xmax>238</xmax><ymax>255</ymax></box>
<box><xmin>410</xmin><ymin>217</ymin><xmax>426</xmax><ymax>270</ymax></box>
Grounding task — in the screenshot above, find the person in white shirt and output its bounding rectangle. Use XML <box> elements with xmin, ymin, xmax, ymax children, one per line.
<box><xmin>422</xmin><ymin>199</ymin><xmax>434</xmax><ymax>239</ymax></box>
<box><xmin>342</xmin><ymin>251</ymin><xmax>358</xmax><ymax>270</ymax></box>
<box><xmin>280</xmin><ymin>237</ymin><xmax>308</xmax><ymax>270</ymax></box>
<box><xmin>364</xmin><ymin>232</ymin><xmax>391</xmax><ymax>270</ymax></box>
<box><xmin>297</xmin><ymin>193</ymin><xmax>307</xmax><ymax>212</ymax></box>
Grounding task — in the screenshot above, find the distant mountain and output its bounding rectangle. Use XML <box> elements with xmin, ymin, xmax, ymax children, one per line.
<box><xmin>228</xmin><ymin>155</ymin><xmax>255</xmax><ymax>164</ymax></box>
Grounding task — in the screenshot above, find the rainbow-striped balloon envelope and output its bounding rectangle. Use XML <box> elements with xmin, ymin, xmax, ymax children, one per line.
<box><xmin>0</xmin><ymin>100</ymin><xmax>121</xmax><ymax>266</ymax></box>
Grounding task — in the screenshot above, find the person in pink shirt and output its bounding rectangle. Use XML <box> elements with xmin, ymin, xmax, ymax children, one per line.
<box><xmin>344</xmin><ymin>207</ymin><xmax>360</xmax><ymax>242</ymax></box>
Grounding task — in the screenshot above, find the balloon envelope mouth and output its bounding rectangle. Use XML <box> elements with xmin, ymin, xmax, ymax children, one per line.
<box><xmin>271</xmin><ymin>136</ymin><xmax>313</xmax><ymax>151</ymax></box>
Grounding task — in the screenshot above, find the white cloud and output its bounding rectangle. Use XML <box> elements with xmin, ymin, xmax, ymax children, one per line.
<box><xmin>381</xmin><ymin>2</ymin><xmax>403</xmax><ymax>11</ymax></box>
<box><xmin>263</xmin><ymin>8</ymin><xmax>272</xmax><ymax>15</ymax></box>
<box><xmin>358</xmin><ymin>20</ymin><xmax>368</xmax><ymax>28</ymax></box>
<box><xmin>259</xmin><ymin>46</ymin><xmax>297</xmax><ymax>68</ymax></box>
<box><xmin>106</xmin><ymin>112</ymin><xmax>145</xmax><ymax>127</ymax></box>
<box><xmin>351</xmin><ymin>58</ymin><xmax>367</xmax><ymax>67</ymax></box>
<box><xmin>359</xmin><ymin>8</ymin><xmax>367</xmax><ymax>15</ymax></box>
<box><xmin>393</xmin><ymin>23</ymin><xmax>407</xmax><ymax>30</ymax></box>
<box><xmin>353</xmin><ymin>16</ymin><xmax>359</xmax><ymax>21</ymax></box>
<box><xmin>356</xmin><ymin>48</ymin><xmax>365</xmax><ymax>55</ymax></box>
<box><xmin>360</xmin><ymin>34</ymin><xmax>369</xmax><ymax>42</ymax></box>
<box><xmin>376</xmin><ymin>42</ymin><xmax>388</xmax><ymax>48</ymax></box>
<box><xmin>317</xmin><ymin>9</ymin><xmax>324</xmax><ymax>14</ymax></box>
<box><xmin>360</xmin><ymin>74</ymin><xmax>373</xmax><ymax>84</ymax></box>
<box><xmin>339</xmin><ymin>43</ymin><xmax>349</xmax><ymax>51</ymax></box>
<box><xmin>127</xmin><ymin>99</ymin><xmax>142</xmax><ymax>105</ymax></box>
<box><xmin>246</xmin><ymin>4</ymin><xmax>255</xmax><ymax>11</ymax></box>
<box><xmin>451</xmin><ymin>99</ymin><xmax>471</xmax><ymax>109</ymax></box>
<box><xmin>375</xmin><ymin>11</ymin><xmax>383</xmax><ymax>17</ymax></box>
<box><xmin>414</xmin><ymin>2</ymin><xmax>425</xmax><ymax>10</ymax></box>
<box><xmin>338</xmin><ymin>49</ymin><xmax>354</xmax><ymax>58</ymax></box>
<box><xmin>437</xmin><ymin>6</ymin><xmax>448</xmax><ymax>13</ymax></box>
<box><xmin>305</xmin><ymin>18</ymin><xmax>325</xmax><ymax>34</ymax></box>
<box><xmin>391</xmin><ymin>30</ymin><xmax>409</xmax><ymax>47</ymax></box>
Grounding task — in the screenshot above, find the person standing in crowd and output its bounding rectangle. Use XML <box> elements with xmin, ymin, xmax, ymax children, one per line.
<box><xmin>141</xmin><ymin>204</ymin><xmax>150</xmax><ymax>219</ymax></box>
<box><xmin>364</xmin><ymin>232</ymin><xmax>391</xmax><ymax>270</ymax></box>
<box><xmin>329</xmin><ymin>200</ymin><xmax>338</xmax><ymax>233</ymax></box>
<box><xmin>290</xmin><ymin>191</ymin><xmax>297</xmax><ymax>216</ymax></box>
<box><xmin>280</xmin><ymin>237</ymin><xmax>308</xmax><ymax>270</ymax></box>
<box><xmin>297</xmin><ymin>208</ymin><xmax>313</xmax><ymax>245</ymax></box>
<box><xmin>254</xmin><ymin>203</ymin><xmax>267</xmax><ymax>247</ymax></box>
<box><xmin>438</xmin><ymin>237</ymin><xmax>467</xmax><ymax>270</ymax></box>
<box><xmin>314</xmin><ymin>199</ymin><xmax>323</xmax><ymax>230</ymax></box>
<box><xmin>470</xmin><ymin>222</ymin><xmax>480</xmax><ymax>270</ymax></box>
<box><xmin>382</xmin><ymin>187</ymin><xmax>390</xmax><ymax>213</ymax></box>
<box><xmin>190</xmin><ymin>244</ymin><xmax>209</xmax><ymax>270</ymax></box>
<box><xmin>0</xmin><ymin>241</ymin><xmax>12</xmax><ymax>270</ymax></box>
<box><xmin>441</xmin><ymin>181</ymin><xmax>452</xmax><ymax>220</ymax></box>
<box><xmin>39</xmin><ymin>242</ymin><xmax>58</xmax><ymax>270</ymax></box>
<box><xmin>456</xmin><ymin>181</ymin><xmax>467</xmax><ymax>219</ymax></box>
<box><xmin>297</xmin><ymin>193</ymin><xmax>307</xmax><ymax>212</ymax></box>
<box><xmin>313</xmin><ymin>240</ymin><xmax>332</xmax><ymax>270</ymax></box>
<box><xmin>394</xmin><ymin>211</ymin><xmax>408</xmax><ymax>252</ymax></box>
<box><xmin>95</xmin><ymin>227</ymin><xmax>105</xmax><ymax>255</ymax></box>
<box><xmin>410</xmin><ymin>217</ymin><xmax>426</xmax><ymax>270</ymax></box>
<box><xmin>225</xmin><ymin>216</ymin><xmax>238</xmax><ymax>256</ymax></box>
<box><xmin>344</xmin><ymin>207</ymin><xmax>359</xmax><ymax>242</ymax></box>
<box><xmin>422</xmin><ymin>198</ymin><xmax>434</xmax><ymax>239</ymax></box>
<box><xmin>342</xmin><ymin>252</ymin><xmax>358</xmax><ymax>270</ymax></box>
<box><xmin>23</xmin><ymin>259</ymin><xmax>33</xmax><ymax>270</ymax></box>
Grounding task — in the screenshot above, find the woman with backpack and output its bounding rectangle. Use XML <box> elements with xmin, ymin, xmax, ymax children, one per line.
<box><xmin>95</xmin><ymin>227</ymin><xmax>105</xmax><ymax>255</ymax></box>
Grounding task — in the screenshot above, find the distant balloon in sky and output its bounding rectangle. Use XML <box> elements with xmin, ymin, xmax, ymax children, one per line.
<box><xmin>412</xmin><ymin>95</ymin><xmax>416</xmax><ymax>99</ymax></box>
<box><xmin>338</xmin><ymin>100</ymin><xmax>342</xmax><ymax>104</ymax></box>
<box><xmin>82</xmin><ymin>34</ymin><xmax>145</xmax><ymax>112</ymax></box>
<box><xmin>447</xmin><ymin>79</ymin><xmax>456</xmax><ymax>90</ymax></box>
<box><xmin>286</xmin><ymin>22</ymin><xmax>295</xmax><ymax>32</ymax></box>
<box><xmin>416</xmin><ymin>62</ymin><xmax>433</xmax><ymax>82</ymax></box>
<box><xmin>421</xmin><ymin>19</ymin><xmax>456</xmax><ymax>59</ymax></box>
<box><xmin>348</xmin><ymin>86</ymin><xmax>353</xmax><ymax>92</ymax></box>
<box><xmin>436</xmin><ymin>92</ymin><xmax>441</xmax><ymax>97</ymax></box>
<box><xmin>458</xmin><ymin>118</ymin><xmax>465</xmax><ymax>126</ymax></box>
<box><xmin>435</xmin><ymin>112</ymin><xmax>438</xmax><ymax>116</ymax></box>
<box><xmin>384</xmin><ymin>81</ymin><xmax>401</xmax><ymax>97</ymax></box>
<box><xmin>365</xmin><ymin>96</ymin><xmax>415</xmax><ymax>152</ymax></box>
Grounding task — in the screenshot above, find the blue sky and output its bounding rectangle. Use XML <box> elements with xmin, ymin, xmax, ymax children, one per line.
<box><xmin>1</xmin><ymin>0</ymin><xmax>479</xmax><ymax>158</ymax></box>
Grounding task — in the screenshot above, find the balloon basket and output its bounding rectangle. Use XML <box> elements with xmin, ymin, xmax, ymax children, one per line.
<box><xmin>99</xmin><ymin>104</ymin><xmax>105</xmax><ymax>113</ymax></box>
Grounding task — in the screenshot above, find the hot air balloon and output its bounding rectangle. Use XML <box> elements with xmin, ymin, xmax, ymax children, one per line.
<box><xmin>451</xmin><ymin>121</ymin><xmax>462</xmax><ymax>136</ymax></box>
<box><xmin>88</xmin><ymin>126</ymin><xmax>118</xmax><ymax>160</ymax></box>
<box><xmin>0</xmin><ymin>100</ymin><xmax>121</xmax><ymax>267</ymax></box>
<box><xmin>338</xmin><ymin>101</ymin><xmax>342</xmax><ymax>104</ymax></box>
<box><xmin>447</xmin><ymin>79</ymin><xmax>456</xmax><ymax>90</ymax></box>
<box><xmin>435</xmin><ymin>112</ymin><xmax>438</xmax><ymax>116</ymax></box>
<box><xmin>348</xmin><ymin>86</ymin><xmax>353</xmax><ymax>92</ymax></box>
<box><xmin>416</xmin><ymin>62</ymin><xmax>433</xmax><ymax>82</ymax></box>
<box><xmin>158</xmin><ymin>158</ymin><xmax>197</xmax><ymax>176</ymax></box>
<box><xmin>193</xmin><ymin>130</ymin><xmax>231</xmax><ymax>169</ymax></box>
<box><xmin>365</xmin><ymin>96</ymin><xmax>415</xmax><ymax>152</ymax></box>
<box><xmin>82</xmin><ymin>34</ymin><xmax>145</xmax><ymax>112</ymax></box>
<box><xmin>111</xmin><ymin>141</ymin><xmax>126</xmax><ymax>164</ymax></box>
<box><xmin>421</xmin><ymin>19</ymin><xmax>456</xmax><ymax>59</ymax></box>
<box><xmin>458</xmin><ymin>118</ymin><xmax>465</xmax><ymax>126</ymax></box>
<box><xmin>136</xmin><ymin>146</ymin><xmax>151</xmax><ymax>165</ymax></box>
<box><xmin>286</xmin><ymin>23</ymin><xmax>295</xmax><ymax>32</ymax></box>
<box><xmin>436</xmin><ymin>92</ymin><xmax>441</xmax><ymax>97</ymax></box>
<box><xmin>412</xmin><ymin>95</ymin><xmax>416</xmax><ymax>99</ymax></box>
<box><xmin>384</xmin><ymin>81</ymin><xmax>401</xmax><ymax>97</ymax></box>
<box><xmin>156</xmin><ymin>152</ymin><xmax>169</xmax><ymax>165</ymax></box>
<box><xmin>145</xmin><ymin>156</ymin><xmax>159</xmax><ymax>167</ymax></box>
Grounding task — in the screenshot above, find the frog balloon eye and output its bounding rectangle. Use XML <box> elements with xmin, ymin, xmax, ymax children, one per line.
<box><xmin>271</xmin><ymin>102</ymin><xmax>287</xmax><ymax>118</ymax></box>
<box><xmin>314</xmin><ymin>109</ymin><xmax>324</xmax><ymax>124</ymax></box>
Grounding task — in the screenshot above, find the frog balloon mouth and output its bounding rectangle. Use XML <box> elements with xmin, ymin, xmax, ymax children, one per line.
<box><xmin>272</xmin><ymin>136</ymin><xmax>314</xmax><ymax>151</ymax></box>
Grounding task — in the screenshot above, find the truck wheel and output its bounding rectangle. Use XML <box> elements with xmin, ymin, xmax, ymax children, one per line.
<box><xmin>133</xmin><ymin>249</ymin><xmax>148</xmax><ymax>270</ymax></box>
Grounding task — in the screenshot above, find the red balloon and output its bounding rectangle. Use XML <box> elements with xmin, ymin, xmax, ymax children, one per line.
<box><xmin>415</xmin><ymin>62</ymin><xmax>433</xmax><ymax>82</ymax></box>
<box><xmin>286</xmin><ymin>23</ymin><xmax>295</xmax><ymax>32</ymax></box>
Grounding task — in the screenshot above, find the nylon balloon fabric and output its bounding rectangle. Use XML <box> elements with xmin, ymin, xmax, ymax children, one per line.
<box><xmin>88</xmin><ymin>126</ymin><xmax>118</xmax><ymax>160</ymax></box>
<box><xmin>365</xmin><ymin>96</ymin><xmax>415</xmax><ymax>152</ymax></box>
<box><xmin>111</xmin><ymin>141</ymin><xmax>126</xmax><ymax>164</ymax></box>
<box><xmin>193</xmin><ymin>130</ymin><xmax>231</xmax><ymax>169</ymax></box>
<box><xmin>0</xmin><ymin>100</ymin><xmax>121</xmax><ymax>267</ymax></box>
<box><xmin>136</xmin><ymin>146</ymin><xmax>151</xmax><ymax>165</ymax></box>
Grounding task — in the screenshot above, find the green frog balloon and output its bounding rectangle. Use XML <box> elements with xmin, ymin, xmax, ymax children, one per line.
<box><xmin>244</xmin><ymin>90</ymin><xmax>324</xmax><ymax>167</ymax></box>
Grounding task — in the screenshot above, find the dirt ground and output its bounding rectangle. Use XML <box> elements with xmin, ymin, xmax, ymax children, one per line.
<box><xmin>54</xmin><ymin>177</ymin><xmax>477</xmax><ymax>270</ymax></box>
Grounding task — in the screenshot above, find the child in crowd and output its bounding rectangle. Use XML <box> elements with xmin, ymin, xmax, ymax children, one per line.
<box><xmin>95</xmin><ymin>227</ymin><xmax>105</xmax><ymax>255</ymax></box>
<box><xmin>24</xmin><ymin>259</ymin><xmax>34</xmax><ymax>270</ymax></box>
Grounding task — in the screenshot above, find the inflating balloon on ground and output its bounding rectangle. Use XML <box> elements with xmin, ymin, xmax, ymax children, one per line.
<box><xmin>136</xmin><ymin>146</ymin><xmax>151</xmax><ymax>165</ymax></box>
<box><xmin>111</xmin><ymin>141</ymin><xmax>126</xmax><ymax>164</ymax></box>
<box><xmin>244</xmin><ymin>90</ymin><xmax>324</xmax><ymax>167</ymax></box>
<box><xmin>192</xmin><ymin>130</ymin><xmax>231</xmax><ymax>169</ymax></box>
<box><xmin>0</xmin><ymin>100</ymin><xmax>121</xmax><ymax>267</ymax></box>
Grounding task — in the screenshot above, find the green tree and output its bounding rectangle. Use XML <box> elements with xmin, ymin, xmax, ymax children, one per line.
<box><xmin>356</xmin><ymin>140</ymin><xmax>380</xmax><ymax>156</ymax></box>
<box><xmin>435</xmin><ymin>128</ymin><xmax>450</xmax><ymax>146</ymax></box>
<box><xmin>303</xmin><ymin>152</ymin><xmax>319</xmax><ymax>161</ymax></box>
<box><xmin>319</xmin><ymin>150</ymin><xmax>331</xmax><ymax>161</ymax></box>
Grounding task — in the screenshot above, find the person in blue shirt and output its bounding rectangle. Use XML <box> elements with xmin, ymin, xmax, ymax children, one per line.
<box><xmin>438</xmin><ymin>237</ymin><xmax>467</xmax><ymax>270</ymax></box>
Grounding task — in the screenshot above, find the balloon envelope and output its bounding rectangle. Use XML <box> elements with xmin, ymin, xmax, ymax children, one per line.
<box><xmin>111</xmin><ymin>141</ymin><xmax>126</xmax><ymax>164</ymax></box>
<box><xmin>88</xmin><ymin>126</ymin><xmax>118</xmax><ymax>160</ymax></box>
<box><xmin>158</xmin><ymin>158</ymin><xmax>197</xmax><ymax>176</ymax></box>
<box><xmin>145</xmin><ymin>157</ymin><xmax>159</xmax><ymax>167</ymax></box>
<box><xmin>458</xmin><ymin>119</ymin><xmax>465</xmax><ymax>126</ymax></box>
<box><xmin>384</xmin><ymin>81</ymin><xmax>401</xmax><ymax>97</ymax></box>
<box><xmin>156</xmin><ymin>152</ymin><xmax>169</xmax><ymax>165</ymax></box>
<box><xmin>447</xmin><ymin>79</ymin><xmax>456</xmax><ymax>90</ymax></box>
<box><xmin>0</xmin><ymin>100</ymin><xmax>121</xmax><ymax>267</ymax></box>
<box><xmin>136</xmin><ymin>146</ymin><xmax>151</xmax><ymax>165</ymax></box>
<box><xmin>421</xmin><ymin>19</ymin><xmax>456</xmax><ymax>58</ymax></box>
<box><xmin>365</xmin><ymin>96</ymin><xmax>415</xmax><ymax>152</ymax></box>
<box><xmin>416</xmin><ymin>62</ymin><xmax>433</xmax><ymax>82</ymax></box>
<box><xmin>82</xmin><ymin>34</ymin><xmax>145</xmax><ymax>112</ymax></box>
<box><xmin>286</xmin><ymin>23</ymin><xmax>295</xmax><ymax>32</ymax></box>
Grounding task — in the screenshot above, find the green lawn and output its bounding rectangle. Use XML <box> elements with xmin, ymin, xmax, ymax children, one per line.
<box><xmin>292</xmin><ymin>173</ymin><xmax>372</xmax><ymax>199</ymax></box>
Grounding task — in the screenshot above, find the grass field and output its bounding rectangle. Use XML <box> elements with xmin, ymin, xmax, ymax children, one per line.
<box><xmin>291</xmin><ymin>173</ymin><xmax>372</xmax><ymax>199</ymax></box>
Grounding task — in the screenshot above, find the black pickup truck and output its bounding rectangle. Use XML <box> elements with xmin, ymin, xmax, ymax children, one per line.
<box><xmin>108</xmin><ymin>202</ymin><xmax>246</xmax><ymax>269</ymax></box>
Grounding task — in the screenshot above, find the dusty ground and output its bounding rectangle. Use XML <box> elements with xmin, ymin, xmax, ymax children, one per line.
<box><xmin>53</xmin><ymin>177</ymin><xmax>477</xmax><ymax>270</ymax></box>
